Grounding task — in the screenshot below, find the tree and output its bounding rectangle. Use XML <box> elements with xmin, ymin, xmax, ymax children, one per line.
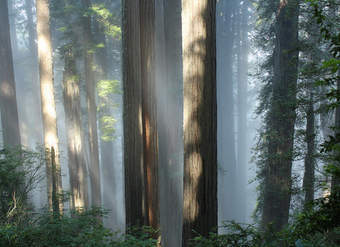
<box><xmin>182</xmin><ymin>0</ymin><xmax>217</xmax><ymax>245</ymax></box>
<box><xmin>122</xmin><ymin>0</ymin><xmax>146</xmax><ymax>227</ymax></box>
<box><xmin>260</xmin><ymin>0</ymin><xmax>300</xmax><ymax>231</ymax></box>
<box><xmin>81</xmin><ymin>0</ymin><xmax>101</xmax><ymax>208</ymax></box>
<box><xmin>8</xmin><ymin>0</ymin><xmax>18</xmax><ymax>56</ymax></box>
<box><xmin>62</xmin><ymin>47</ymin><xmax>89</xmax><ymax>209</ymax></box>
<box><xmin>92</xmin><ymin>4</ymin><xmax>117</xmax><ymax>228</ymax></box>
<box><xmin>303</xmin><ymin>92</ymin><xmax>316</xmax><ymax>205</ymax></box>
<box><xmin>36</xmin><ymin>0</ymin><xmax>63</xmax><ymax>213</ymax></box>
<box><xmin>140</xmin><ymin>0</ymin><xmax>159</xmax><ymax>231</ymax></box>
<box><xmin>0</xmin><ymin>0</ymin><xmax>21</xmax><ymax>148</ymax></box>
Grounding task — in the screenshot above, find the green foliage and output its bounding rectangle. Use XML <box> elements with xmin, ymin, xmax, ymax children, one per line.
<box><xmin>192</xmin><ymin>198</ymin><xmax>340</xmax><ymax>246</ymax></box>
<box><xmin>190</xmin><ymin>222</ymin><xmax>262</xmax><ymax>247</ymax></box>
<box><xmin>0</xmin><ymin>148</ymin><xmax>156</xmax><ymax>246</ymax></box>
<box><xmin>110</xmin><ymin>226</ymin><xmax>157</xmax><ymax>247</ymax></box>
<box><xmin>0</xmin><ymin>209</ymin><xmax>110</xmax><ymax>247</ymax></box>
<box><xmin>0</xmin><ymin>210</ymin><xmax>158</xmax><ymax>247</ymax></box>
<box><xmin>97</xmin><ymin>80</ymin><xmax>120</xmax><ymax>99</ymax></box>
<box><xmin>0</xmin><ymin>148</ymin><xmax>43</xmax><ymax>224</ymax></box>
<box><xmin>99</xmin><ymin>116</ymin><xmax>117</xmax><ymax>142</ymax></box>
<box><xmin>97</xmin><ymin>79</ymin><xmax>120</xmax><ymax>142</ymax></box>
<box><xmin>90</xmin><ymin>4</ymin><xmax>121</xmax><ymax>39</ymax></box>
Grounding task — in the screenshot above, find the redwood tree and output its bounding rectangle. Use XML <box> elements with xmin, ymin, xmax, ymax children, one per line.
<box><xmin>182</xmin><ymin>0</ymin><xmax>217</xmax><ymax>244</ymax></box>
<box><xmin>261</xmin><ymin>0</ymin><xmax>300</xmax><ymax>231</ymax></box>
<box><xmin>122</xmin><ymin>0</ymin><xmax>146</xmax><ymax>227</ymax></box>
<box><xmin>36</xmin><ymin>0</ymin><xmax>63</xmax><ymax>212</ymax></box>
<box><xmin>0</xmin><ymin>0</ymin><xmax>21</xmax><ymax>148</ymax></box>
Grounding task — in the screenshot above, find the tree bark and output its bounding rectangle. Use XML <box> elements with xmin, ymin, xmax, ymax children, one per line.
<box><xmin>122</xmin><ymin>0</ymin><xmax>146</xmax><ymax>227</ymax></box>
<box><xmin>0</xmin><ymin>0</ymin><xmax>21</xmax><ymax>148</ymax></box>
<box><xmin>36</xmin><ymin>0</ymin><xmax>63</xmax><ymax>212</ymax></box>
<box><xmin>8</xmin><ymin>0</ymin><xmax>18</xmax><ymax>56</ymax></box>
<box><xmin>262</xmin><ymin>0</ymin><xmax>299</xmax><ymax>232</ymax></box>
<box><xmin>63</xmin><ymin>48</ymin><xmax>89</xmax><ymax>209</ymax></box>
<box><xmin>139</xmin><ymin>0</ymin><xmax>160</xmax><ymax>232</ymax></box>
<box><xmin>331</xmin><ymin>72</ymin><xmax>340</xmax><ymax>194</ymax></box>
<box><xmin>182</xmin><ymin>0</ymin><xmax>217</xmax><ymax>245</ymax></box>
<box><xmin>303</xmin><ymin>92</ymin><xmax>315</xmax><ymax>205</ymax></box>
<box><xmin>81</xmin><ymin>0</ymin><xmax>102</xmax><ymax>208</ymax></box>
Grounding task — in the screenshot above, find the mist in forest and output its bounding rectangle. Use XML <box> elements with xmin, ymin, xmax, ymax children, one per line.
<box><xmin>2</xmin><ymin>0</ymin><xmax>257</xmax><ymax>239</ymax></box>
<box><xmin>1</xmin><ymin>0</ymin><xmax>338</xmax><ymax>246</ymax></box>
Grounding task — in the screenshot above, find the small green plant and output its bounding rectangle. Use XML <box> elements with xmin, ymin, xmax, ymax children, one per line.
<box><xmin>0</xmin><ymin>147</ymin><xmax>43</xmax><ymax>225</ymax></box>
<box><xmin>190</xmin><ymin>222</ymin><xmax>262</xmax><ymax>247</ymax></box>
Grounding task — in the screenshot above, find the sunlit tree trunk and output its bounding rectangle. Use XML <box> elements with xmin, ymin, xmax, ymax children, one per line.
<box><xmin>63</xmin><ymin>48</ymin><xmax>89</xmax><ymax>209</ymax></box>
<box><xmin>262</xmin><ymin>0</ymin><xmax>299</xmax><ymax>232</ymax></box>
<box><xmin>122</xmin><ymin>0</ymin><xmax>146</xmax><ymax>227</ymax></box>
<box><xmin>36</xmin><ymin>0</ymin><xmax>63</xmax><ymax>213</ymax></box>
<box><xmin>81</xmin><ymin>0</ymin><xmax>102</xmax><ymax>208</ymax></box>
<box><xmin>182</xmin><ymin>0</ymin><xmax>217</xmax><ymax>245</ymax></box>
<box><xmin>303</xmin><ymin>92</ymin><xmax>315</xmax><ymax>205</ymax></box>
<box><xmin>0</xmin><ymin>0</ymin><xmax>21</xmax><ymax>148</ymax></box>
<box><xmin>139</xmin><ymin>0</ymin><xmax>160</xmax><ymax>232</ymax></box>
<box><xmin>216</xmin><ymin>0</ymin><xmax>237</xmax><ymax>225</ymax></box>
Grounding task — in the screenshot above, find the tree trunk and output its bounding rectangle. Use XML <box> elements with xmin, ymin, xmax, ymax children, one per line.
<box><xmin>122</xmin><ymin>0</ymin><xmax>146</xmax><ymax>227</ymax></box>
<box><xmin>331</xmin><ymin>72</ymin><xmax>340</xmax><ymax>194</ymax></box>
<box><xmin>26</xmin><ymin>0</ymin><xmax>36</xmax><ymax>58</ymax></box>
<box><xmin>262</xmin><ymin>0</ymin><xmax>299</xmax><ymax>232</ymax></box>
<box><xmin>36</xmin><ymin>0</ymin><xmax>63</xmax><ymax>212</ymax></box>
<box><xmin>63</xmin><ymin>48</ymin><xmax>89</xmax><ymax>209</ymax></box>
<box><xmin>303</xmin><ymin>92</ymin><xmax>315</xmax><ymax>205</ymax></box>
<box><xmin>0</xmin><ymin>0</ymin><xmax>21</xmax><ymax>148</ymax></box>
<box><xmin>8</xmin><ymin>0</ymin><xmax>18</xmax><ymax>56</ymax></box>
<box><xmin>139</xmin><ymin>0</ymin><xmax>160</xmax><ymax>232</ymax></box>
<box><xmin>92</xmin><ymin>15</ymin><xmax>117</xmax><ymax>227</ymax></box>
<box><xmin>81</xmin><ymin>0</ymin><xmax>102</xmax><ymax>208</ymax></box>
<box><xmin>182</xmin><ymin>0</ymin><xmax>217</xmax><ymax>245</ymax></box>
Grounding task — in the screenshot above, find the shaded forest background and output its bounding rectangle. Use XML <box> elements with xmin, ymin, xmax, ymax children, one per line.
<box><xmin>0</xmin><ymin>0</ymin><xmax>339</xmax><ymax>246</ymax></box>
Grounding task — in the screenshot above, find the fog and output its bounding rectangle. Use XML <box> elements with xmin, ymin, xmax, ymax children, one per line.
<box><xmin>3</xmin><ymin>0</ymin><xmax>261</xmax><ymax>244</ymax></box>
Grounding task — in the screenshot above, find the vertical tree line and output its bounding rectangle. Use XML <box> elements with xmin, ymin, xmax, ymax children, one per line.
<box><xmin>36</xmin><ymin>0</ymin><xmax>63</xmax><ymax>213</ymax></box>
<box><xmin>0</xmin><ymin>0</ymin><xmax>21</xmax><ymax>148</ymax></box>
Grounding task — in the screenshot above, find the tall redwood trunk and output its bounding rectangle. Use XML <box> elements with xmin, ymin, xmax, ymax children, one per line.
<box><xmin>81</xmin><ymin>0</ymin><xmax>102</xmax><ymax>208</ymax></box>
<box><xmin>182</xmin><ymin>0</ymin><xmax>217</xmax><ymax>245</ymax></box>
<box><xmin>303</xmin><ymin>92</ymin><xmax>315</xmax><ymax>205</ymax></box>
<box><xmin>332</xmin><ymin>72</ymin><xmax>340</xmax><ymax>194</ymax></box>
<box><xmin>0</xmin><ymin>0</ymin><xmax>21</xmax><ymax>148</ymax></box>
<box><xmin>122</xmin><ymin>0</ymin><xmax>146</xmax><ymax>227</ymax></box>
<box><xmin>140</xmin><ymin>0</ymin><xmax>159</xmax><ymax>231</ymax></box>
<box><xmin>63</xmin><ymin>48</ymin><xmax>89</xmax><ymax>209</ymax></box>
<box><xmin>36</xmin><ymin>0</ymin><xmax>63</xmax><ymax>212</ymax></box>
<box><xmin>262</xmin><ymin>0</ymin><xmax>299</xmax><ymax>231</ymax></box>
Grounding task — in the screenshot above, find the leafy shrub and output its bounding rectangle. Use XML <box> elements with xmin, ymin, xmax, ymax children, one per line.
<box><xmin>0</xmin><ymin>147</ymin><xmax>43</xmax><ymax>224</ymax></box>
<box><xmin>0</xmin><ymin>209</ymin><xmax>158</xmax><ymax>247</ymax></box>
